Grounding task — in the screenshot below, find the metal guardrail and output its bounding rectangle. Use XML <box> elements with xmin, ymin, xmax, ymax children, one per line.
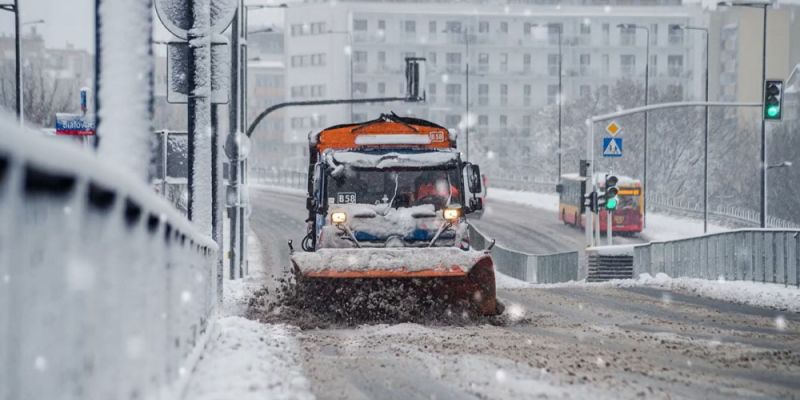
<box><xmin>250</xmin><ymin>167</ymin><xmax>307</xmax><ymax>190</ymax></box>
<box><xmin>634</xmin><ymin>229</ymin><xmax>800</xmax><ymax>287</ymax></box>
<box><xmin>648</xmin><ymin>193</ymin><xmax>799</xmax><ymax>229</ymax></box>
<box><xmin>469</xmin><ymin>225</ymin><xmax>578</xmax><ymax>284</ymax></box>
<box><xmin>1</xmin><ymin>123</ymin><xmax>218</xmax><ymax>399</ymax></box>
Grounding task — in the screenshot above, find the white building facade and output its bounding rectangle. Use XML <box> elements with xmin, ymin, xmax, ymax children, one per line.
<box><xmin>283</xmin><ymin>0</ymin><xmax>705</xmax><ymax>169</ymax></box>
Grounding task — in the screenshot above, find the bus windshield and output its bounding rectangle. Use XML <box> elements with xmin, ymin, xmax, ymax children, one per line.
<box><xmin>326</xmin><ymin>167</ymin><xmax>462</xmax><ymax>210</ymax></box>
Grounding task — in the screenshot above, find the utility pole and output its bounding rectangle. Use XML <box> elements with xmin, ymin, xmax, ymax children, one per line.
<box><xmin>465</xmin><ymin>28</ymin><xmax>470</xmax><ymax>161</ymax></box>
<box><xmin>557</xmin><ymin>23</ymin><xmax>562</xmax><ymax>182</ymax></box>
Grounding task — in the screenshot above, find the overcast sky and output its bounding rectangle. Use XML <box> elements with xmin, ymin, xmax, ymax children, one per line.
<box><xmin>0</xmin><ymin>0</ymin><xmax>287</xmax><ymax>52</ymax></box>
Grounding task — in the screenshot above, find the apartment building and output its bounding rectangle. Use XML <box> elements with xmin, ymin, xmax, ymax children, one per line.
<box><xmin>283</xmin><ymin>0</ymin><xmax>705</xmax><ymax>169</ymax></box>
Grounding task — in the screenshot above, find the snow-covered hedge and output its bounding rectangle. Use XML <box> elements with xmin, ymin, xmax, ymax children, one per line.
<box><xmin>0</xmin><ymin>117</ymin><xmax>218</xmax><ymax>399</ymax></box>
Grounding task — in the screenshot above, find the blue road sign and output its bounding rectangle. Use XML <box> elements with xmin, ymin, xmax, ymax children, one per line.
<box><xmin>602</xmin><ymin>137</ymin><xmax>622</xmax><ymax>157</ymax></box>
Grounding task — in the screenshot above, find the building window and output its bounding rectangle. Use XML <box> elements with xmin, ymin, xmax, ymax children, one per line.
<box><xmin>499</xmin><ymin>53</ymin><xmax>508</xmax><ymax>72</ymax></box>
<box><xmin>499</xmin><ymin>115</ymin><xmax>507</xmax><ymax>127</ymax></box>
<box><xmin>598</xmin><ymin>85</ymin><xmax>609</xmax><ymax>99</ymax></box>
<box><xmin>378</xmin><ymin>51</ymin><xmax>387</xmax><ymax>70</ymax></box>
<box><xmin>548</xmin><ymin>54</ymin><xmax>559</xmax><ymax>76</ymax></box>
<box><xmin>446</xmin><ymin>83</ymin><xmax>462</xmax><ymax>105</ymax></box>
<box><xmin>580</xmin><ymin>21</ymin><xmax>591</xmax><ymax>36</ymax></box>
<box><xmin>445</xmin><ymin>21</ymin><xmax>462</xmax><ymax>33</ymax></box>
<box><xmin>667</xmin><ymin>55</ymin><xmax>683</xmax><ymax>77</ymax></box>
<box><xmin>668</xmin><ymin>24</ymin><xmax>683</xmax><ymax>45</ymax></box>
<box><xmin>353</xmin><ymin>81</ymin><xmax>367</xmax><ymax>97</ymax></box>
<box><xmin>404</xmin><ymin>20</ymin><xmax>416</xmax><ymax>34</ymax></box>
<box><xmin>602</xmin><ymin>54</ymin><xmax>609</xmax><ymax>74</ymax></box>
<box><xmin>580</xmin><ymin>85</ymin><xmax>591</xmax><ymax>98</ymax></box>
<box><xmin>378</xmin><ymin>20</ymin><xmax>386</xmax><ymax>31</ymax></box>
<box><xmin>478</xmin><ymin>83</ymin><xmax>489</xmax><ymax>106</ymax></box>
<box><xmin>650</xmin><ymin>23</ymin><xmax>658</xmax><ymax>46</ymax></box>
<box><xmin>523</xmin><ymin>115</ymin><xmax>532</xmax><ymax>127</ymax></box>
<box><xmin>650</xmin><ymin>54</ymin><xmax>657</xmax><ymax>77</ymax></box>
<box><xmin>523</xmin><ymin>84</ymin><xmax>531</xmax><ymax>106</ymax></box>
<box><xmin>620</xmin><ymin>25</ymin><xmax>636</xmax><ymax>46</ymax></box>
<box><xmin>620</xmin><ymin>54</ymin><xmax>636</xmax><ymax>76</ymax></box>
<box><xmin>353</xmin><ymin>19</ymin><xmax>367</xmax><ymax>31</ymax></box>
<box><xmin>548</xmin><ymin>23</ymin><xmax>562</xmax><ymax>45</ymax></box>
<box><xmin>446</xmin><ymin>52</ymin><xmax>462</xmax><ymax>73</ymax></box>
<box><xmin>602</xmin><ymin>23</ymin><xmax>610</xmax><ymax>45</ymax></box>
<box><xmin>478</xmin><ymin>115</ymin><xmax>488</xmax><ymax>130</ymax></box>
<box><xmin>479</xmin><ymin>21</ymin><xmax>489</xmax><ymax>33</ymax></box>
<box><xmin>291</xmin><ymin>24</ymin><xmax>303</xmax><ymax>36</ymax></box>
<box><xmin>547</xmin><ymin>84</ymin><xmax>559</xmax><ymax>105</ymax></box>
<box><xmin>478</xmin><ymin>53</ymin><xmax>489</xmax><ymax>73</ymax></box>
<box><xmin>377</xmin><ymin>82</ymin><xmax>386</xmax><ymax>95</ymax></box>
<box><xmin>500</xmin><ymin>84</ymin><xmax>508</xmax><ymax>106</ymax></box>
<box><xmin>445</xmin><ymin>114</ymin><xmax>461</xmax><ymax>128</ymax></box>
<box><xmin>523</xmin><ymin>53</ymin><xmax>531</xmax><ymax>72</ymax></box>
<box><xmin>427</xmin><ymin>52</ymin><xmax>437</xmax><ymax>68</ymax></box>
<box><xmin>429</xmin><ymin>20</ymin><xmax>437</xmax><ymax>34</ymax></box>
<box><xmin>500</xmin><ymin>21</ymin><xmax>508</xmax><ymax>34</ymax></box>
<box><xmin>579</xmin><ymin>54</ymin><xmax>590</xmax><ymax>76</ymax></box>
<box><xmin>353</xmin><ymin>51</ymin><xmax>367</xmax><ymax>73</ymax></box>
<box><xmin>524</xmin><ymin>22</ymin><xmax>535</xmax><ymax>35</ymax></box>
<box><xmin>428</xmin><ymin>83</ymin><xmax>437</xmax><ymax>103</ymax></box>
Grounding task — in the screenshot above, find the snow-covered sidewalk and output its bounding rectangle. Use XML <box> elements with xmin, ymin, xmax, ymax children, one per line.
<box><xmin>183</xmin><ymin>231</ymin><xmax>314</xmax><ymax>400</ymax></box>
<box><xmin>502</xmin><ymin>271</ymin><xmax>800</xmax><ymax>313</ymax></box>
<box><xmin>487</xmin><ymin>187</ymin><xmax>729</xmax><ymax>242</ymax></box>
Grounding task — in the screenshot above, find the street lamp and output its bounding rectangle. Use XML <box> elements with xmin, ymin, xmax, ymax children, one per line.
<box><xmin>717</xmin><ymin>0</ymin><xmax>773</xmax><ymax>228</ymax></box>
<box><xmin>617</xmin><ymin>23</ymin><xmax>650</xmax><ymax>228</ymax></box>
<box><xmin>550</xmin><ymin>23</ymin><xmax>563</xmax><ymax>183</ymax></box>
<box><xmin>0</xmin><ymin>1</ymin><xmax>21</xmax><ymax>125</ymax></box>
<box><xmin>674</xmin><ymin>24</ymin><xmax>710</xmax><ymax>232</ymax></box>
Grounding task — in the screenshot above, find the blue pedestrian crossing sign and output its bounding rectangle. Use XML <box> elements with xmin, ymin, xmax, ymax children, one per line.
<box><xmin>602</xmin><ymin>137</ymin><xmax>623</xmax><ymax>157</ymax></box>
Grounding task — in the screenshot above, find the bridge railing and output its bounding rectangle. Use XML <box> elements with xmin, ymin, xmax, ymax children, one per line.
<box><xmin>469</xmin><ymin>225</ymin><xmax>578</xmax><ymax>284</ymax></box>
<box><xmin>634</xmin><ymin>229</ymin><xmax>800</xmax><ymax>286</ymax></box>
<box><xmin>1</xmin><ymin>123</ymin><xmax>218</xmax><ymax>399</ymax></box>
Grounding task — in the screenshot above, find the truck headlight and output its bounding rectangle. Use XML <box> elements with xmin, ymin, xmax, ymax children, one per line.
<box><xmin>443</xmin><ymin>207</ymin><xmax>461</xmax><ymax>221</ymax></box>
<box><xmin>331</xmin><ymin>211</ymin><xmax>347</xmax><ymax>224</ymax></box>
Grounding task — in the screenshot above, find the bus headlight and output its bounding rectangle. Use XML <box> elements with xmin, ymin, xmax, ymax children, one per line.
<box><xmin>331</xmin><ymin>211</ymin><xmax>347</xmax><ymax>224</ymax></box>
<box><xmin>443</xmin><ymin>207</ymin><xmax>461</xmax><ymax>221</ymax></box>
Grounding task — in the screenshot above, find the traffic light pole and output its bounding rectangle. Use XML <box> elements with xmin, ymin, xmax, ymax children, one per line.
<box><xmin>585</xmin><ymin>100</ymin><xmax>762</xmax><ymax>248</ymax></box>
<box><xmin>607</xmin><ymin>211</ymin><xmax>613</xmax><ymax>246</ymax></box>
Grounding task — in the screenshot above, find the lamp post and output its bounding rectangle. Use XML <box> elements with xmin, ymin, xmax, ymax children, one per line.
<box><xmin>326</xmin><ymin>30</ymin><xmax>353</xmax><ymax>121</ymax></box>
<box><xmin>617</xmin><ymin>23</ymin><xmax>650</xmax><ymax>227</ymax></box>
<box><xmin>0</xmin><ymin>1</ymin><xmax>21</xmax><ymax>125</ymax></box>
<box><xmin>550</xmin><ymin>23</ymin><xmax>563</xmax><ymax>183</ymax></box>
<box><xmin>717</xmin><ymin>0</ymin><xmax>772</xmax><ymax>227</ymax></box>
<box><xmin>675</xmin><ymin>24</ymin><xmax>709</xmax><ymax>232</ymax></box>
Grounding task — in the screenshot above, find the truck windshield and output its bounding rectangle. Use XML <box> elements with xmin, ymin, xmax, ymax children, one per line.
<box><xmin>327</xmin><ymin>167</ymin><xmax>462</xmax><ymax>210</ymax></box>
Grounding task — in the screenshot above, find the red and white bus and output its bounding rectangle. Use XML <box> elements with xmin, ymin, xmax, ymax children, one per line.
<box><xmin>558</xmin><ymin>174</ymin><xmax>643</xmax><ymax>234</ymax></box>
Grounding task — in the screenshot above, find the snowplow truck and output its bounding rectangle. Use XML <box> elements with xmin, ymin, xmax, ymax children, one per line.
<box><xmin>291</xmin><ymin>114</ymin><xmax>499</xmax><ymax>315</ymax></box>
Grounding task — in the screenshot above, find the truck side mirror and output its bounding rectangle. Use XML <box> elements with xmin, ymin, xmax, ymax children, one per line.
<box><xmin>465</xmin><ymin>163</ymin><xmax>482</xmax><ymax>194</ymax></box>
<box><xmin>469</xmin><ymin>197</ymin><xmax>483</xmax><ymax>211</ymax></box>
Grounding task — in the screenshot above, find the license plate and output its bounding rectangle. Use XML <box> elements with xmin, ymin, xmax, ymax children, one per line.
<box><xmin>336</xmin><ymin>192</ymin><xmax>357</xmax><ymax>204</ymax></box>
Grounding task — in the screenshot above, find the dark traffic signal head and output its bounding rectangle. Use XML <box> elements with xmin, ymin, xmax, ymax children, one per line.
<box><xmin>764</xmin><ymin>80</ymin><xmax>783</xmax><ymax>121</ymax></box>
<box><xmin>604</xmin><ymin>175</ymin><xmax>619</xmax><ymax>211</ymax></box>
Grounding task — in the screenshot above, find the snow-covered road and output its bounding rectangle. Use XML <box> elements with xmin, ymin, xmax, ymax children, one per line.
<box><xmin>193</xmin><ymin>186</ymin><xmax>800</xmax><ymax>400</ymax></box>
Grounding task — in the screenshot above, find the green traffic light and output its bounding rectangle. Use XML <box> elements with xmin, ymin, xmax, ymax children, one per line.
<box><xmin>605</xmin><ymin>197</ymin><xmax>618</xmax><ymax>210</ymax></box>
<box><xmin>766</xmin><ymin>105</ymin><xmax>780</xmax><ymax>118</ymax></box>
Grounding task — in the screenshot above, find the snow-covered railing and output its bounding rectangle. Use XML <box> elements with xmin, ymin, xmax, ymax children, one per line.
<box><xmin>647</xmin><ymin>192</ymin><xmax>800</xmax><ymax>228</ymax></box>
<box><xmin>634</xmin><ymin>229</ymin><xmax>800</xmax><ymax>287</ymax></box>
<box><xmin>469</xmin><ymin>226</ymin><xmax>578</xmax><ymax>284</ymax></box>
<box><xmin>0</xmin><ymin>122</ymin><xmax>218</xmax><ymax>399</ymax></box>
<box><xmin>250</xmin><ymin>167</ymin><xmax>307</xmax><ymax>190</ymax></box>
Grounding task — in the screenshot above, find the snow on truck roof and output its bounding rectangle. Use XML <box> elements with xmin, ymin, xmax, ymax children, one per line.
<box><xmin>311</xmin><ymin>114</ymin><xmax>454</xmax><ymax>151</ymax></box>
<box><xmin>331</xmin><ymin>150</ymin><xmax>459</xmax><ymax>169</ymax></box>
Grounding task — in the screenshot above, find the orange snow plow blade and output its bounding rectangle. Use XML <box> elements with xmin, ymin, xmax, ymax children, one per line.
<box><xmin>291</xmin><ymin>248</ymin><xmax>499</xmax><ymax>315</ymax></box>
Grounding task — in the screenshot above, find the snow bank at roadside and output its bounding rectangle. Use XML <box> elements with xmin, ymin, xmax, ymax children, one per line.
<box><xmin>183</xmin><ymin>317</ymin><xmax>314</xmax><ymax>400</ymax></box>
<box><xmin>221</xmin><ymin>229</ymin><xmax>270</xmax><ymax>316</ymax></box>
<box><xmin>619</xmin><ymin>273</ymin><xmax>800</xmax><ymax>313</ymax></box>
<box><xmin>487</xmin><ymin>188</ymin><xmax>559</xmax><ymax>212</ymax></box>
<box><xmin>495</xmin><ymin>271</ymin><xmax>534</xmax><ymax>289</ymax></box>
<box><xmin>538</xmin><ymin>273</ymin><xmax>800</xmax><ymax>313</ymax></box>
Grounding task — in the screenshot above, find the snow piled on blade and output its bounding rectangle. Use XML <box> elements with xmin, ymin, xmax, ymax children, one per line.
<box><xmin>292</xmin><ymin>247</ymin><xmax>486</xmax><ymax>273</ymax></box>
<box><xmin>332</xmin><ymin>203</ymin><xmax>438</xmax><ymax>238</ymax></box>
<box><xmin>183</xmin><ymin>317</ymin><xmax>313</xmax><ymax>400</ymax></box>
